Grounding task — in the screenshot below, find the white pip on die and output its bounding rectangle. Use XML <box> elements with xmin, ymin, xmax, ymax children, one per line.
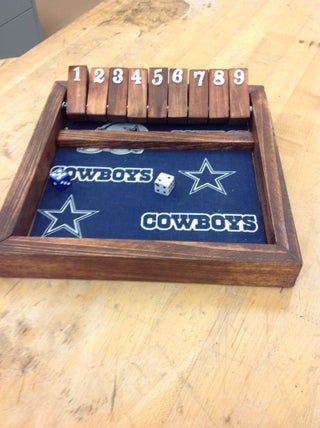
<box><xmin>154</xmin><ymin>172</ymin><xmax>175</xmax><ymax>196</ymax></box>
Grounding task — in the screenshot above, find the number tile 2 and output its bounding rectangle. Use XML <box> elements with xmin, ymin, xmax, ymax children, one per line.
<box><xmin>148</xmin><ymin>68</ymin><xmax>168</xmax><ymax>123</ymax></box>
<box><xmin>86</xmin><ymin>67</ymin><xmax>109</xmax><ymax>121</ymax></box>
<box><xmin>188</xmin><ymin>70</ymin><xmax>209</xmax><ymax>124</ymax></box>
<box><xmin>107</xmin><ymin>67</ymin><xmax>128</xmax><ymax>122</ymax></box>
<box><xmin>67</xmin><ymin>65</ymin><xmax>88</xmax><ymax>120</ymax></box>
<box><xmin>127</xmin><ymin>68</ymin><xmax>148</xmax><ymax>123</ymax></box>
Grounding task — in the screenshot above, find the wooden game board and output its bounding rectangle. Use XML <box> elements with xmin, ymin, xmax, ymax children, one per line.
<box><xmin>0</xmin><ymin>66</ymin><xmax>302</xmax><ymax>286</ymax></box>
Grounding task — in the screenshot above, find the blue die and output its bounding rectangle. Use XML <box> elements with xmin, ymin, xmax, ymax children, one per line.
<box><xmin>49</xmin><ymin>169</ymin><xmax>72</xmax><ymax>191</ymax></box>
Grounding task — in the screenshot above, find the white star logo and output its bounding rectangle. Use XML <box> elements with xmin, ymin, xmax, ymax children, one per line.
<box><xmin>179</xmin><ymin>158</ymin><xmax>236</xmax><ymax>195</ymax></box>
<box><xmin>38</xmin><ymin>195</ymin><xmax>99</xmax><ymax>237</ymax></box>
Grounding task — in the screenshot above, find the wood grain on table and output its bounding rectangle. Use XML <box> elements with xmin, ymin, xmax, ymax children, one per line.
<box><xmin>0</xmin><ymin>0</ymin><xmax>319</xmax><ymax>426</ymax></box>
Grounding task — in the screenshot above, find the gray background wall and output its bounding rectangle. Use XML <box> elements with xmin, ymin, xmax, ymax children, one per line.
<box><xmin>0</xmin><ymin>0</ymin><xmax>42</xmax><ymax>58</ymax></box>
<box><xmin>0</xmin><ymin>0</ymin><xmax>102</xmax><ymax>58</ymax></box>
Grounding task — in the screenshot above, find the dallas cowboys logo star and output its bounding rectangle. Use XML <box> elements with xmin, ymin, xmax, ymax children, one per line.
<box><xmin>38</xmin><ymin>195</ymin><xmax>99</xmax><ymax>237</ymax></box>
<box><xmin>179</xmin><ymin>158</ymin><xmax>236</xmax><ymax>195</ymax></box>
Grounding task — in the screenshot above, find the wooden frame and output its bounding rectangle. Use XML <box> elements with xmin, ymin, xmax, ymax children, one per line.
<box><xmin>0</xmin><ymin>82</ymin><xmax>302</xmax><ymax>286</ymax></box>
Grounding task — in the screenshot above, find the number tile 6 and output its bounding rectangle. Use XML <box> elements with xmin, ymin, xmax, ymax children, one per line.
<box><xmin>168</xmin><ymin>68</ymin><xmax>188</xmax><ymax>124</ymax></box>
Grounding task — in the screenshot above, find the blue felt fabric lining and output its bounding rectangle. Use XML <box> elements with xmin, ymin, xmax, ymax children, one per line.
<box><xmin>31</xmin><ymin>146</ymin><xmax>266</xmax><ymax>244</ymax></box>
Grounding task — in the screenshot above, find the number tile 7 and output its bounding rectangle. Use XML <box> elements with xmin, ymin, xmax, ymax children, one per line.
<box><xmin>188</xmin><ymin>69</ymin><xmax>208</xmax><ymax>124</ymax></box>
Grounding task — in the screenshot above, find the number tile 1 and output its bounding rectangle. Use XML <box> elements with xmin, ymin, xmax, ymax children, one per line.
<box><xmin>66</xmin><ymin>65</ymin><xmax>88</xmax><ymax>120</ymax></box>
<box><xmin>86</xmin><ymin>67</ymin><xmax>109</xmax><ymax>121</ymax></box>
<box><xmin>127</xmin><ymin>68</ymin><xmax>148</xmax><ymax>123</ymax></box>
<box><xmin>229</xmin><ymin>68</ymin><xmax>250</xmax><ymax>123</ymax></box>
<box><xmin>107</xmin><ymin>67</ymin><xmax>128</xmax><ymax>122</ymax></box>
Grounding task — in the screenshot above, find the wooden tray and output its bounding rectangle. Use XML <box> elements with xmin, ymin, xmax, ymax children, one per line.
<box><xmin>0</xmin><ymin>82</ymin><xmax>302</xmax><ymax>286</ymax></box>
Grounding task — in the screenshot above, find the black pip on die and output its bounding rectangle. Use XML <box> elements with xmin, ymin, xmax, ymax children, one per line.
<box><xmin>154</xmin><ymin>172</ymin><xmax>175</xmax><ymax>196</ymax></box>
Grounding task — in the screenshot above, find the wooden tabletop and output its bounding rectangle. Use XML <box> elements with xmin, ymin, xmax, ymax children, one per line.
<box><xmin>0</xmin><ymin>0</ymin><xmax>319</xmax><ymax>426</ymax></box>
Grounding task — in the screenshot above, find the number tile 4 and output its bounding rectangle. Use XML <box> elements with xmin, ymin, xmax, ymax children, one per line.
<box><xmin>127</xmin><ymin>68</ymin><xmax>148</xmax><ymax>123</ymax></box>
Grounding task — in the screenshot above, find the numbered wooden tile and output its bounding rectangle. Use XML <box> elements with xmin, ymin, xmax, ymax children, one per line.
<box><xmin>148</xmin><ymin>67</ymin><xmax>168</xmax><ymax>123</ymax></box>
<box><xmin>67</xmin><ymin>65</ymin><xmax>88</xmax><ymax>120</ymax></box>
<box><xmin>107</xmin><ymin>67</ymin><xmax>128</xmax><ymax>122</ymax></box>
<box><xmin>188</xmin><ymin>69</ymin><xmax>208</xmax><ymax>124</ymax></box>
<box><xmin>209</xmin><ymin>69</ymin><xmax>229</xmax><ymax>123</ymax></box>
<box><xmin>229</xmin><ymin>68</ymin><xmax>250</xmax><ymax>123</ymax></box>
<box><xmin>86</xmin><ymin>67</ymin><xmax>109</xmax><ymax>121</ymax></box>
<box><xmin>127</xmin><ymin>68</ymin><xmax>148</xmax><ymax>123</ymax></box>
<box><xmin>168</xmin><ymin>68</ymin><xmax>188</xmax><ymax>124</ymax></box>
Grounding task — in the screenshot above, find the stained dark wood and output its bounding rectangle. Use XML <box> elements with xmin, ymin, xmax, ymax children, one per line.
<box><xmin>188</xmin><ymin>69</ymin><xmax>208</xmax><ymax>124</ymax></box>
<box><xmin>57</xmin><ymin>129</ymin><xmax>254</xmax><ymax>150</ymax></box>
<box><xmin>252</xmin><ymin>142</ymin><xmax>275</xmax><ymax>244</ymax></box>
<box><xmin>251</xmin><ymin>87</ymin><xmax>302</xmax><ymax>263</ymax></box>
<box><xmin>66</xmin><ymin>65</ymin><xmax>88</xmax><ymax>120</ymax></box>
<box><xmin>107</xmin><ymin>67</ymin><xmax>128</xmax><ymax>122</ymax></box>
<box><xmin>148</xmin><ymin>67</ymin><xmax>168</xmax><ymax>123</ymax></box>
<box><xmin>209</xmin><ymin>69</ymin><xmax>229</xmax><ymax>122</ymax></box>
<box><xmin>0</xmin><ymin>81</ymin><xmax>302</xmax><ymax>287</ymax></box>
<box><xmin>0</xmin><ymin>236</ymin><xmax>300</xmax><ymax>287</ymax></box>
<box><xmin>127</xmin><ymin>68</ymin><xmax>148</xmax><ymax>123</ymax></box>
<box><xmin>229</xmin><ymin>68</ymin><xmax>250</xmax><ymax>123</ymax></box>
<box><xmin>86</xmin><ymin>67</ymin><xmax>109</xmax><ymax>121</ymax></box>
<box><xmin>168</xmin><ymin>68</ymin><xmax>188</xmax><ymax>124</ymax></box>
<box><xmin>0</xmin><ymin>82</ymin><xmax>65</xmax><ymax>240</ymax></box>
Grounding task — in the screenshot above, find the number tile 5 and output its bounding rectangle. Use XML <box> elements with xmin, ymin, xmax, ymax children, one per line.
<box><xmin>148</xmin><ymin>68</ymin><xmax>168</xmax><ymax>123</ymax></box>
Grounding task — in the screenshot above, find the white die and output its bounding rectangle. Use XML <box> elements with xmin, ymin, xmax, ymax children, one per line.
<box><xmin>154</xmin><ymin>172</ymin><xmax>175</xmax><ymax>196</ymax></box>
